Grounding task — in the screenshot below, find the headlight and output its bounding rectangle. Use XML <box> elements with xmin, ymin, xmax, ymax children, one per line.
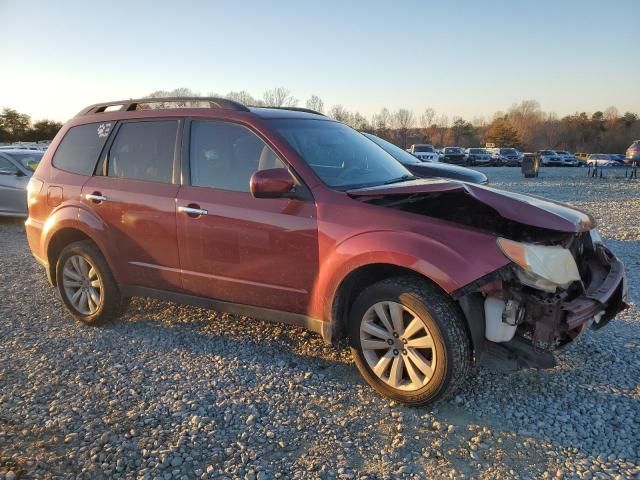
<box><xmin>497</xmin><ymin>237</ymin><xmax>581</xmax><ymax>291</ymax></box>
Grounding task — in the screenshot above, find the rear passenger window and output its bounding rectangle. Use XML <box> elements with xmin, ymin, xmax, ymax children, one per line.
<box><xmin>52</xmin><ymin>123</ymin><xmax>112</xmax><ymax>175</ymax></box>
<box><xmin>108</xmin><ymin>121</ymin><xmax>178</xmax><ymax>183</ymax></box>
<box><xmin>190</xmin><ymin>120</ymin><xmax>285</xmax><ymax>192</ymax></box>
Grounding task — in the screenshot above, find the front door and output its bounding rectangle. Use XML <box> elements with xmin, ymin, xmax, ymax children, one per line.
<box><xmin>176</xmin><ymin>119</ymin><xmax>318</xmax><ymax>314</ymax></box>
<box><xmin>0</xmin><ymin>156</ymin><xmax>29</xmax><ymax>216</ymax></box>
<box><xmin>81</xmin><ymin>119</ymin><xmax>182</xmax><ymax>290</ymax></box>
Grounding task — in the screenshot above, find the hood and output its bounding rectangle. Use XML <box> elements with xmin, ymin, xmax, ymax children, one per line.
<box><xmin>347</xmin><ymin>179</ymin><xmax>595</xmax><ymax>233</ymax></box>
<box><xmin>404</xmin><ymin>162</ymin><xmax>488</xmax><ymax>185</ymax></box>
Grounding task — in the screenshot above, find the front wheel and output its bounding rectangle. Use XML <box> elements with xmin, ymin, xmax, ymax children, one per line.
<box><xmin>349</xmin><ymin>277</ymin><xmax>471</xmax><ymax>406</ymax></box>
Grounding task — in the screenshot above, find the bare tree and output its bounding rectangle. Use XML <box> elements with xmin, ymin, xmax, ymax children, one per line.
<box><xmin>393</xmin><ymin>109</ymin><xmax>415</xmax><ymax>148</ymax></box>
<box><xmin>145</xmin><ymin>88</ymin><xmax>201</xmax><ymax>108</ymax></box>
<box><xmin>262</xmin><ymin>87</ymin><xmax>298</xmax><ymax>107</ymax></box>
<box><xmin>419</xmin><ymin>108</ymin><xmax>436</xmax><ymax>129</ymax></box>
<box><xmin>328</xmin><ymin>105</ymin><xmax>351</xmax><ymax>123</ymax></box>
<box><xmin>306</xmin><ymin>95</ymin><xmax>325</xmax><ymax>114</ymax></box>
<box><xmin>226</xmin><ymin>90</ymin><xmax>260</xmax><ymax>106</ymax></box>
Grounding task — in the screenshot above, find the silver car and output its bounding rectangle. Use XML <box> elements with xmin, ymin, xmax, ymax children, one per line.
<box><xmin>0</xmin><ymin>150</ymin><xmax>43</xmax><ymax>217</ymax></box>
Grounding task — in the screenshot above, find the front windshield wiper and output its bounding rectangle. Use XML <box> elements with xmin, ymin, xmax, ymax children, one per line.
<box><xmin>382</xmin><ymin>174</ymin><xmax>417</xmax><ymax>185</ymax></box>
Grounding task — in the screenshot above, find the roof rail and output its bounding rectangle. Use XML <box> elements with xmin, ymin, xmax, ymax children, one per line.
<box><xmin>252</xmin><ymin>106</ymin><xmax>326</xmax><ymax>116</ymax></box>
<box><xmin>77</xmin><ymin>97</ymin><xmax>250</xmax><ymax>116</ymax></box>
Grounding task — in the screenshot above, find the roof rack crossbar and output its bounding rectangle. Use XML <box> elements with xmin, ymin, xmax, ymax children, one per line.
<box><xmin>77</xmin><ymin>97</ymin><xmax>250</xmax><ymax>116</ymax></box>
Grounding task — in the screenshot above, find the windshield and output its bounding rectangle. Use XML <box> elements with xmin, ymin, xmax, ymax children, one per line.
<box><xmin>413</xmin><ymin>145</ymin><xmax>434</xmax><ymax>153</ymax></box>
<box><xmin>500</xmin><ymin>148</ymin><xmax>517</xmax><ymax>155</ymax></box>
<box><xmin>267</xmin><ymin>119</ymin><xmax>411</xmax><ymax>189</ymax></box>
<box><xmin>362</xmin><ymin>133</ymin><xmax>421</xmax><ymax>165</ymax></box>
<box><xmin>469</xmin><ymin>148</ymin><xmax>487</xmax><ymax>154</ymax></box>
<box><xmin>6</xmin><ymin>151</ymin><xmax>43</xmax><ymax>171</ymax></box>
<box><xmin>444</xmin><ymin>147</ymin><xmax>463</xmax><ymax>153</ymax></box>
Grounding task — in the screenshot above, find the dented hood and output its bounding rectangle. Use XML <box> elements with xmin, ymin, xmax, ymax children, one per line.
<box><xmin>347</xmin><ymin>179</ymin><xmax>595</xmax><ymax>233</ymax></box>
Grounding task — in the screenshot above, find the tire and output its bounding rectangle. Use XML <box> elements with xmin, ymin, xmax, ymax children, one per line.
<box><xmin>55</xmin><ymin>240</ymin><xmax>129</xmax><ymax>325</ymax></box>
<box><xmin>349</xmin><ymin>276</ymin><xmax>471</xmax><ymax>406</ymax></box>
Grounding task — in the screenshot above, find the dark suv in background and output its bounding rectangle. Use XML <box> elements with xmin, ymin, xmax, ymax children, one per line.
<box><xmin>26</xmin><ymin>97</ymin><xmax>627</xmax><ymax>405</ymax></box>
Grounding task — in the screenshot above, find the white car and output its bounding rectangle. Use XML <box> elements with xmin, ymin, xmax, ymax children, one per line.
<box><xmin>406</xmin><ymin>144</ymin><xmax>439</xmax><ymax>162</ymax></box>
<box><xmin>537</xmin><ymin>150</ymin><xmax>563</xmax><ymax>166</ymax></box>
<box><xmin>554</xmin><ymin>151</ymin><xmax>580</xmax><ymax>167</ymax></box>
<box><xmin>586</xmin><ymin>154</ymin><xmax>617</xmax><ymax>167</ymax></box>
<box><xmin>465</xmin><ymin>148</ymin><xmax>493</xmax><ymax>165</ymax></box>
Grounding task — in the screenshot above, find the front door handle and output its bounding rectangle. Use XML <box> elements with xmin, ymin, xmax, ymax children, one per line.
<box><xmin>178</xmin><ymin>205</ymin><xmax>208</xmax><ymax>217</ymax></box>
<box><xmin>85</xmin><ymin>192</ymin><xmax>107</xmax><ymax>204</ymax></box>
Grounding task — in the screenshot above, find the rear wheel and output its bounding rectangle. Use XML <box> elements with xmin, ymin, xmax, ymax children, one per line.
<box><xmin>56</xmin><ymin>241</ymin><xmax>128</xmax><ymax>325</ymax></box>
<box><xmin>349</xmin><ymin>277</ymin><xmax>471</xmax><ymax>406</ymax></box>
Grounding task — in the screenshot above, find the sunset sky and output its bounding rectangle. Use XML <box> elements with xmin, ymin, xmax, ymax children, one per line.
<box><xmin>2</xmin><ymin>0</ymin><xmax>639</xmax><ymax>122</ymax></box>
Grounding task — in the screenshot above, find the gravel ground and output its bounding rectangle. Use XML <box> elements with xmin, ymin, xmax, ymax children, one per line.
<box><xmin>1</xmin><ymin>167</ymin><xmax>638</xmax><ymax>480</ymax></box>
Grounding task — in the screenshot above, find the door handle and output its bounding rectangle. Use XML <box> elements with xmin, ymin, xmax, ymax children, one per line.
<box><xmin>85</xmin><ymin>193</ymin><xmax>107</xmax><ymax>204</ymax></box>
<box><xmin>178</xmin><ymin>205</ymin><xmax>208</xmax><ymax>217</ymax></box>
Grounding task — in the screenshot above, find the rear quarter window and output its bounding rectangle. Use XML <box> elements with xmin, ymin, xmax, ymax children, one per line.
<box><xmin>52</xmin><ymin>122</ymin><xmax>113</xmax><ymax>175</ymax></box>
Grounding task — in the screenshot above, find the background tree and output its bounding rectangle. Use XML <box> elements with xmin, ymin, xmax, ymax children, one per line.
<box><xmin>262</xmin><ymin>87</ymin><xmax>298</xmax><ymax>107</ymax></box>
<box><xmin>306</xmin><ymin>95</ymin><xmax>325</xmax><ymax>114</ymax></box>
<box><xmin>27</xmin><ymin>120</ymin><xmax>63</xmax><ymax>141</ymax></box>
<box><xmin>485</xmin><ymin>116</ymin><xmax>521</xmax><ymax>148</ymax></box>
<box><xmin>392</xmin><ymin>109</ymin><xmax>415</xmax><ymax>148</ymax></box>
<box><xmin>0</xmin><ymin>108</ymin><xmax>32</xmax><ymax>142</ymax></box>
<box><xmin>226</xmin><ymin>90</ymin><xmax>261</xmax><ymax>106</ymax></box>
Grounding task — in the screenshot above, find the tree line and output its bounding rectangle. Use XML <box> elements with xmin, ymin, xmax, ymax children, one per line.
<box><xmin>0</xmin><ymin>108</ymin><xmax>63</xmax><ymax>143</ymax></box>
<box><xmin>3</xmin><ymin>89</ymin><xmax>638</xmax><ymax>153</ymax></box>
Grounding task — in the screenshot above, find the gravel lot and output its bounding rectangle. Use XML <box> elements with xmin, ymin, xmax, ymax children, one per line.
<box><xmin>1</xmin><ymin>167</ymin><xmax>638</xmax><ymax>480</ymax></box>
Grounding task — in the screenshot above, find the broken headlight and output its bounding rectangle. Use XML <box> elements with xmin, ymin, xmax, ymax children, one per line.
<box><xmin>497</xmin><ymin>237</ymin><xmax>581</xmax><ymax>292</ymax></box>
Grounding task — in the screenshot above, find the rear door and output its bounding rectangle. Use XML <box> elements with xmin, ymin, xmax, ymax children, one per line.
<box><xmin>176</xmin><ymin>119</ymin><xmax>319</xmax><ymax>314</ymax></box>
<box><xmin>0</xmin><ymin>156</ymin><xmax>28</xmax><ymax>216</ymax></box>
<box><xmin>81</xmin><ymin>119</ymin><xmax>182</xmax><ymax>290</ymax></box>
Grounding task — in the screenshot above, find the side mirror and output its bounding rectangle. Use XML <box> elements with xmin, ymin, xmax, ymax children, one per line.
<box><xmin>250</xmin><ymin>168</ymin><xmax>295</xmax><ymax>199</ymax></box>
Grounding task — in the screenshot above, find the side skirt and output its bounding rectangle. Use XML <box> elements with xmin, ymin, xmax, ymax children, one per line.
<box><xmin>119</xmin><ymin>284</ymin><xmax>332</xmax><ymax>343</ymax></box>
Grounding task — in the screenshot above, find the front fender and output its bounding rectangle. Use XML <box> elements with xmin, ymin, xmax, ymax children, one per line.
<box><xmin>311</xmin><ymin>229</ymin><xmax>509</xmax><ymax>322</ymax></box>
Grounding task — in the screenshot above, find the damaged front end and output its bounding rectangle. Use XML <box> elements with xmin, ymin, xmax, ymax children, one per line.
<box><xmin>347</xmin><ymin>179</ymin><xmax>628</xmax><ymax>371</ymax></box>
<box><xmin>457</xmin><ymin>230</ymin><xmax>628</xmax><ymax>371</ymax></box>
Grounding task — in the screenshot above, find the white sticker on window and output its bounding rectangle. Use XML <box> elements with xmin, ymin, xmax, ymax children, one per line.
<box><xmin>97</xmin><ymin>123</ymin><xmax>112</xmax><ymax>138</ymax></box>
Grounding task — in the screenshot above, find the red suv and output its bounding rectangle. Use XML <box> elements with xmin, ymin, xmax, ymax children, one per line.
<box><xmin>26</xmin><ymin>98</ymin><xmax>627</xmax><ymax>405</ymax></box>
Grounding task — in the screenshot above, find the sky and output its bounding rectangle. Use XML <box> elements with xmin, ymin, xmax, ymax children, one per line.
<box><xmin>1</xmin><ymin>0</ymin><xmax>639</xmax><ymax>123</ymax></box>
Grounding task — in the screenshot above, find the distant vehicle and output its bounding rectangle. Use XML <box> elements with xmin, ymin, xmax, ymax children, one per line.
<box><xmin>609</xmin><ymin>154</ymin><xmax>626</xmax><ymax>163</ymax></box>
<box><xmin>363</xmin><ymin>133</ymin><xmax>488</xmax><ymax>184</ymax></box>
<box><xmin>406</xmin><ymin>144</ymin><xmax>439</xmax><ymax>162</ymax></box>
<box><xmin>537</xmin><ymin>150</ymin><xmax>563</xmax><ymax>167</ymax></box>
<box><xmin>0</xmin><ymin>143</ymin><xmax>46</xmax><ymax>151</ymax></box>
<box><xmin>439</xmin><ymin>147</ymin><xmax>467</xmax><ymax>165</ymax></box>
<box><xmin>625</xmin><ymin>140</ymin><xmax>640</xmax><ymax>164</ymax></box>
<box><xmin>575</xmin><ymin>152</ymin><xmax>590</xmax><ymax>162</ymax></box>
<box><xmin>586</xmin><ymin>154</ymin><xmax>617</xmax><ymax>167</ymax></box>
<box><xmin>0</xmin><ymin>149</ymin><xmax>43</xmax><ymax>217</ymax></box>
<box><xmin>489</xmin><ymin>148</ymin><xmax>520</xmax><ymax>166</ymax></box>
<box><xmin>464</xmin><ymin>148</ymin><xmax>493</xmax><ymax>166</ymax></box>
<box><xmin>553</xmin><ymin>151</ymin><xmax>580</xmax><ymax>167</ymax></box>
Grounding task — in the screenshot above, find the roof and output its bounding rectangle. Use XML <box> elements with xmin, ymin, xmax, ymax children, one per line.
<box><xmin>248</xmin><ymin>107</ymin><xmax>331</xmax><ymax>120</ymax></box>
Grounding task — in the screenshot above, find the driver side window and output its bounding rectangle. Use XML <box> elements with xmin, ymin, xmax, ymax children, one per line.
<box><xmin>189</xmin><ymin>120</ymin><xmax>285</xmax><ymax>192</ymax></box>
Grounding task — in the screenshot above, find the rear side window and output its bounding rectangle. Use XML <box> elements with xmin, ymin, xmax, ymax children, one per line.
<box><xmin>52</xmin><ymin>122</ymin><xmax>112</xmax><ymax>175</ymax></box>
<box><xmin>107</xmin><ymin>121</ymin><xmax>178</xmax><ymax>183</ymax></box>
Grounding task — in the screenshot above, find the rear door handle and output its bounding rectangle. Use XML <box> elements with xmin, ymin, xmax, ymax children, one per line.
<box><xmin>178</xmin><ymin>205</ymin><xmax>208</xmax><ymax>217</ymax></box>
<box><xmin>85</xmin><ymin>193</ymin><xmax>107</xmax><ymax>204</ymax></box>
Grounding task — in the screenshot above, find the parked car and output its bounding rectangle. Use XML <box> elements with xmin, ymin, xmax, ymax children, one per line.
<box><xmin>575</xmin><ymin>152</ymin><xmax>589</xmax><ymax>163</ymax></box>
<box><xmin>0</xmin><ymin>149</ymin><xmax>43</xmax><ymax>217</ymax></box>
<box><xmin>553</xmin><ymin>151</ymin><xmax>580</xmax><ymax>167</ymax></box>
<box><xmin>586</xmin><ymin>154</ymin><xmax>618</xmax><ymax>167</ymax></box>
<box><xmin>464</xmin><ymin>148</ymin><xmax>493</xmax><ymax>166</ymax></box>
<box><xmin>537</xmin><ymin>150</ymin><xmax>563</xmax><ymax>167</ymax></box>
<box><xmin>625</xmin><ymin>140</ymin><xmax>640</xmax><ymax>164</ymax></box>
<box><xmin>439</xmin><ymin>147</ymin><xmax>467</xmax><ymax>165</ymax></box>
<box><xmin>363</xmin><ymin>133</ymin><xmax>488</xmax><ymax>184</ymax></box>
<box><xmin>406</xmin><ymin>144</ymin><xmax>439</xmax><ymax>162</ymax></box>
<box><xmin>26</xmin><ymin>97</ymin><xmax>627</xmax><ymax>406</ymax></box>
<box><xmin>609</xmin><ymin>154</ymin><xmax>626</xmax><ymax>163</ymax></box>
<box><xmin>489</xmin><ymin>148</ymin><xmax>520</xmax><ymax>166</ymax></box>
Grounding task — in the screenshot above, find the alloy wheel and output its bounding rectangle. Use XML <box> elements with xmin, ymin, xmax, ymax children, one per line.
<box><xmin>359</xmin><ymin>301</ymin><xmax>436</xmax><ymax>391</ymax></box>
<box><xmin>61</xmin><ymin>254</ymin><xmax>103</xmax><ymax>316</ymax></box>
